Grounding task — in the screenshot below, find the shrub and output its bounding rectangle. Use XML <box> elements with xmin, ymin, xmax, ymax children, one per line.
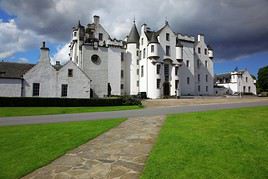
<box><xmin>0</xmin><ymin>97</ymin><xmax>131</xmax><ymax>107</ymax></box>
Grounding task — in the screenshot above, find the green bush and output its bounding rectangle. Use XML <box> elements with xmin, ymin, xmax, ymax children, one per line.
<box><xmin>0</xmin><ymin>97</ymin><xmax>128</xmax><ymax>107</ymax></box>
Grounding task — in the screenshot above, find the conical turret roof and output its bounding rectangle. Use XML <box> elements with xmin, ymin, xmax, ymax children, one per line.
<box><xmin>149</xmin><ymin>32</ymin><xmax>159</xmax><ymax>44</ymax></box>
<box><xmin>127</xmin><ymin>22</ymin><xmax>140</xmax><ymax>44</ymax></box>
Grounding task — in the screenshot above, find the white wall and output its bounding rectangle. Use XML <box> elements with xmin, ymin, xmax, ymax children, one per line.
<box><xmin>108</xmin><ymin>47</ymin><xmax>123</xmax><ymax>96</ymax></box>
<box><xmin>57</xmin><ymin>61</ymin><xmax>91</xmax><ymax>98</ymax></box>
<box><xmin>0</xmin><ymin>78</ymin><xmax>22</xmax><ymax>97</ymax></box>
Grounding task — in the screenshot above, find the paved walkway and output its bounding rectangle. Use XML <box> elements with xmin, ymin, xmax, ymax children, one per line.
<box><xmin>1</xmin><ymin>101</ymin><xmax>268</xmax><ymax>126</ymax></box>
<box><xmin>23</xmin><ymin>116</ymin><xmax>165</xmax><ymax>179</ymax></box>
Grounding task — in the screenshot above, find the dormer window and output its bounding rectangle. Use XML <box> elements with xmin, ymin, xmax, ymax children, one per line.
<box><xmin>141</xmin><ymin>38</ymin><xmax>144</xmax><ymax>45</ymax></box>
<box><xmin>166</xmin><ymin>33</ymin><xmax>170</xmax><ymax>41</ymax></box>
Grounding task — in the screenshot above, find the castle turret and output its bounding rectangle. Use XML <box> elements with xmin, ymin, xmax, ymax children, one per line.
<box><xmin>208</xmin><ymin>45</ymin><xmax>214</xmax><ymax>59</ymax></box>
<box><xmin>126</xmin><ymin>21</ymin><xmax>140</xmax><ymax>95</ymax></box>
<box><xmin>176</xmin><ymin>39</ymin><xmax>183</xmax><ymax>63</ymax></box>
<box><xmin>148</xmin><ymin>32</ymin><xmax>160</xmax><ymax>60</ymax></box>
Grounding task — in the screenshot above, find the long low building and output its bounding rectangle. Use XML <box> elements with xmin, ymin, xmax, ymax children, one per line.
<box><xmin>0</xmin><ymin>42</ymin><xmax>91</xmax><ymax>98</ymax></box>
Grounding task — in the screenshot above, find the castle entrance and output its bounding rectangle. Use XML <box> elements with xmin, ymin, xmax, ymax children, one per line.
<box><xmin>163</xmin><ymin>82</ymin><xmax>170</xmax><ymax>97</ymax></box>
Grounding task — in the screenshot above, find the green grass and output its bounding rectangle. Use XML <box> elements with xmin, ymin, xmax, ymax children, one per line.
<box><xmin>0</xmin><ymin>118</ymin><xmax>125</xmax><ymax>179</ymax></box>
<box><xmin>141</xmin><ymin>106</ymin><xmax>268</xmax><ymax>179</ymax></box>
<box><xmin>0</xmin><ymin>105</ymin><xmax>142</xmax><ymax>117</ymax></box>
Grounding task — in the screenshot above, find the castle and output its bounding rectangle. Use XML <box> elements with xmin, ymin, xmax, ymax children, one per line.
<box><xmin>69</xmin><ymin>15</ymin><xmax>214</xmax><ymax>99</ymax></box>
<box><xmin>0</xmin><ymin>15</ymin><xmax>217</xmax><ymax>99</ymax></box>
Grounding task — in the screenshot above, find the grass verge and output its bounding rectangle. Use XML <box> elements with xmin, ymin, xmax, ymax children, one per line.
<box><xmin>141</xmin><ymin>106</ymin><xmax>268</xmax><ymax>179</ymax></box>
<box><xmin>0</xmin><ymin>105</ymin><xmax>142</xmax><ymax>117</ymax></box>
<box><xmin>0</xmin><ymin>118</ymin><xmax>125</xmax><ymax>179</ymax></box>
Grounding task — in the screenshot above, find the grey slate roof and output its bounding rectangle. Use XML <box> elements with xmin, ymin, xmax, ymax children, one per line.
<box><xmin>0</xmin><ymin>62</ymin><xmax>34</xmax><ymax>79</ymax></box>
<box><xmin>127</xmin><ymin>23</ymin><xmax>140</xmax><ymax>44</ymax></box>
<box><xmin>148</xmin><ymin>32</ymin><xmax>159</xmax><ymax>44</ymax></box>
<box><xmin>176</xmin><ymin>39</ymin><xmax>183</xmax><ymax>47</ymax></box>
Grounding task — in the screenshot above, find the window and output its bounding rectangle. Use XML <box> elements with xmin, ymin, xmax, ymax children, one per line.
<box><xmin>166</xmin><ymin>33</ymin><xmax>170</xmax><ymax>41</ymax></box>
<box><xmin>175</xmin><ymin>66</ymin><xmax>179</xmax><ymax>76</ymax></box>
<box><xmin>198</xmin><ymin>47</ymin><xmax>201</xmax><ymax>54</ymax></box>
<box><xmin>121</xmin><ymin>52</ymin><xmax>124</xmax><ymax>61</ymax></box>
<box><xmin>175</xmin><ymin>80</ymin><xmax>179</xmax><ymax>89</ymax></box>
<box><xmin>137</xmin><ymin>80</ymin><xmax>139</xmax><ymax>87</ymax></box>
<box><xmin>141</xmin><ymin>65</ymin><xmax>144</xmax><ymax>77</ymax></box>
<box><xmin>197</xmin><ymin>59</ymin><xmax>201</xmax><ymax>68</ymax></box>
<box><xmin>156</xmin><ymin>64</ymin><xmax>161</xmax><ymax>74</ymax></box>
<box><xmin>74</xmin><ymin>32</ymin><xmax>77</xmax><ymax>37</ymax></box>
<box><xmin>121</xmin><ymin>70</ymin><xmax>124</xmax><ymax>78</ymax></box>
<box><xmin>206</xmin><ymin>74</ymin><xmax>208</xmax><ymax>82</ymax></box>
<box><xmin>248</xmin><ymin>86</ymin><xmax>251</xmax><ymax>92</ymax></box>
<box><xmin>166</xmin><ymin>46</ymin><xmax>170</xmax><ymax>56</ymax></box>
<box><xmin>136</xmin><ymin>50</ymin><xmax>139</xmax><ymax>57</ymax></box>
<box><xmin>141</xmin><ymin>38</ymin><xmax>143</xmax><ymax>45</ymax></box>
<box><xmin>91</xmin><ymin>54</ymin><xmax>101</xmax><ymax>65</ymax></box>
<box><xmin>187</xmin><ymin>77</ymin><xmax>190</xmax><ymax>85</ymax></box>
<box><xmin>99</xmin><ymin>33</ymin><xmax>103</xmax><ymax>41</ymax></box>
<box><xmin>68</xmin><ymin>69</ymin><xmax>73</xmax><ymax>77</ymax></box>
<box><xmin>186</xmin><ymin>60</ymin><xmax>190</xmax><ymax>67</ymax></box>
<box><xmin>121</xmin><ymin>84</ymin><xmax>124</xmax><ymax>89</ymax></box>
<box><xmin>205</xmin><ymin>60</ymin><xmax>208</xmax><ymax>68</ymax></box>
<box><xmin>198</xmin><ymin>85</ymin><xmax>201</xmax><ymax>92</ymax></box>
<box><xmin>137</xmin><ymin>69</ymin><xmax>139</xmax><ymax>75</ymax></box>
<box><xmin>206</xmin><ymin>86</ymin><xmax>208</xmax><ymax>92</ymax></box>
<box><xmin>137</xmin><ymin>59</ymin><xmax>139</xmax><ymax>65</ymax></box>
<box><xmin>151</xmin><ymin>45</ymin><xmax>154</xmax><ymax>53</ymax></box>
<box><xmin>157</xmin><ymin>79</ymin><xmax>161</xmax><ymax>89</ymax></box>
<box><xmin>164</xmin><ymin>64</ymin><xmax>169</xmax><ymax>81</ymax></box>
<box><xmin>198</xmin><ymin>74</ymin><xmax>200</xmax><ymax>82</ymax></box>
<box><xmin>61</xmin><ymin>84</ymin><xmax>68</xmax><ymax>97</ymax></box>
<box><xmin>143</xmin><ymin>48</ymin><xmax>146</xmax><ymax>58</ymax></box>
<box><xmin>246</xmin><ymin>77</ymin><xmax>248</xmax><ymax>82</ymax></box>
<box><xmin>32</xmin><ymin>83</ymin><xmax>40</xmax><ymax>96</ymax></box>
<box><xmin>243</xmin><ymin>86</ymin><xmax>246</xmax><ymax>93</ymax></box>
<box><xmin>205</xmin><ymin>48</ymin><xmax>207</xmax><ymax>55</ymax></box>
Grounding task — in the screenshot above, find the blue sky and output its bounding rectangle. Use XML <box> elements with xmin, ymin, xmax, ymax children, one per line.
<box><xmin>0</xmin><ymin>1</ymin><xmax>267</xmax><ymax>77</ymax></box>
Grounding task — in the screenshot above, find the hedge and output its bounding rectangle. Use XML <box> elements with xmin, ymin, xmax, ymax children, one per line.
<box><xmin>0</xmin><ymin>97</ymin><xmax>141</xmax><ymax>107</ymax></box>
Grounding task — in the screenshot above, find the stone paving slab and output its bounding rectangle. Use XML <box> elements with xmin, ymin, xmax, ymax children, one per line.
<box><xmin>22</xmin><ymin>116</ymin><xmax>165</xmax><ymax>179</ymax></box>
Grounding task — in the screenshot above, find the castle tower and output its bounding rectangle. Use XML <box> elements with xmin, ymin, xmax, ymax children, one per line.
<box><xmin>126</xmin><ymin>21</ymin><xmax>140</xmax><ymax>95</ymax></box>
<box><xmin>70</xmin><ymin>20</ymin><xmax>85</xmax><ymax>67</ymax></box>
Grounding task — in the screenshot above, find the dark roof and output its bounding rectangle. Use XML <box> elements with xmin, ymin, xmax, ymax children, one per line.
<box><xmin>207</xmin><ymin>45</ymin><xmax>213</xmax><ymax>50</ymax></box>
<box><xmin>148</xmin><ymin>32</ymin><xmax>159</xmax><ymax>44</ymax></box>
<box><xmin>0</xmin><ymin>62</ymin><xmax>34</xmax><ymax>79</ymax></box>
<box><xmin>127</xmin><ymin>23</ymin><xmax>140</xmax><ymax>44</ymax></box>
<box><xmin>176</xmin><ymin>39</ymin><xmax>183</xmax><ymax>47</ymax></box>
<box><xmin>215</xmin><ymin>73</ymin><xmax>231</xmax><ymax>81</ymax></box>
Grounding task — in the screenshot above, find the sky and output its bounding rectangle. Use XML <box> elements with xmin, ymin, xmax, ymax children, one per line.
<box><xmin>0</xmin><ymin>0</ymin><xmax>267</xmax><ymax>77</ymax></box>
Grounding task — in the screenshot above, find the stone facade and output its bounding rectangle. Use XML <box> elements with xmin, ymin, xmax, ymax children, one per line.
<box><xmin>70</xmin><ymin>16</ymin><xmax>215</xmax><ymax>98</ymax></box>
<box><xmin>215</xmin><ymin>69</ymin><xmax>257</xmax><ymax>95</ymax></box>
<box><xmin>23</xmin><ymin>43</ymin><xmax>91</xmax><ymax>98</ymax></box>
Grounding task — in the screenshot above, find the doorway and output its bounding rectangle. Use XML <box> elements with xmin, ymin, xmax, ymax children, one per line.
<box><xmin>163</xmin><ymin>82</ymin><xmax>170</xmax><ymax>97</ymax></box>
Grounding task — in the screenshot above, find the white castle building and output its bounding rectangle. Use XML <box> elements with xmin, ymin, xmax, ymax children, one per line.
<box><xmin>215</xmin><ymin>69</ymin><xmax>257</xmax><ymax>95</ymax></box>
<box><xmin>69</xmin><ymin>16</ymin><xmax>214</xmax><ymax>99</ymax></box>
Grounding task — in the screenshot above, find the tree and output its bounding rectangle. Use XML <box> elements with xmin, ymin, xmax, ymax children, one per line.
<box><xmin>257</xmin><ymin>66</ymin><xmax>268</xmax><ymax>93</ymax></box>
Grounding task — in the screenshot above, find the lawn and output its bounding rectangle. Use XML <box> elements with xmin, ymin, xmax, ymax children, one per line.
<box><xmin>141</xmin><ymin>106</ymin><xmax>268</xmax><ymax>179</ymax></box>
<box><xmin>0</xmin><ymin>105</ymin><xmax>142</xmax><ymax>117</ymax></box>
<box><xmin>0</xmin><ymin>118</ymin><xmax>125</xmax><ymax>179</ymax></box>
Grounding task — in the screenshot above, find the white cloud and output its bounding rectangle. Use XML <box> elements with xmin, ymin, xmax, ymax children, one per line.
<box><xmin>17</xmin><ymin>57</ymin><xmax>30</xmax><ymax>63</ymax></box>
<box><xmin>51</xmin><ymin>43</ymin><xmax>70</xmax><ymax>65</ymax></box>
<box><xmin>0</xmin><ymin>19</ymin><xmax>45</xmax><ymax>59</ymax></box>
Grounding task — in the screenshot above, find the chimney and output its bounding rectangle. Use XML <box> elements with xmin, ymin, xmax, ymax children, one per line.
<box><xmin>93</xmin><ymin>15</ymin><xmax>100</xmax><ymax>26</ymax></box>
<box><xmin>40</xmin><ymin>41</ymin><xmax>50</xmax><ymax>63</ymax></box>
<box><xmin>197</xmin><ymin>34</ymin><xmax>204</xmax><ymax>42</ymax></box>
<box><xmin>141</xmin><ymin>23</ymin><xmax>147</xmax><ymax>33</ymax></box>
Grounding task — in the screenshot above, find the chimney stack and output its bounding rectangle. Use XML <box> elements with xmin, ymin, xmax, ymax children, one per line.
<box><xmin>40</xmin><ymin>41</ymin><xmax>50</xmax><ymax>63</ymax></box>
<box><xmin>93</xmin><ymin>15</ymin><xmax>100</xmax><ymax>26</ymax></box>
